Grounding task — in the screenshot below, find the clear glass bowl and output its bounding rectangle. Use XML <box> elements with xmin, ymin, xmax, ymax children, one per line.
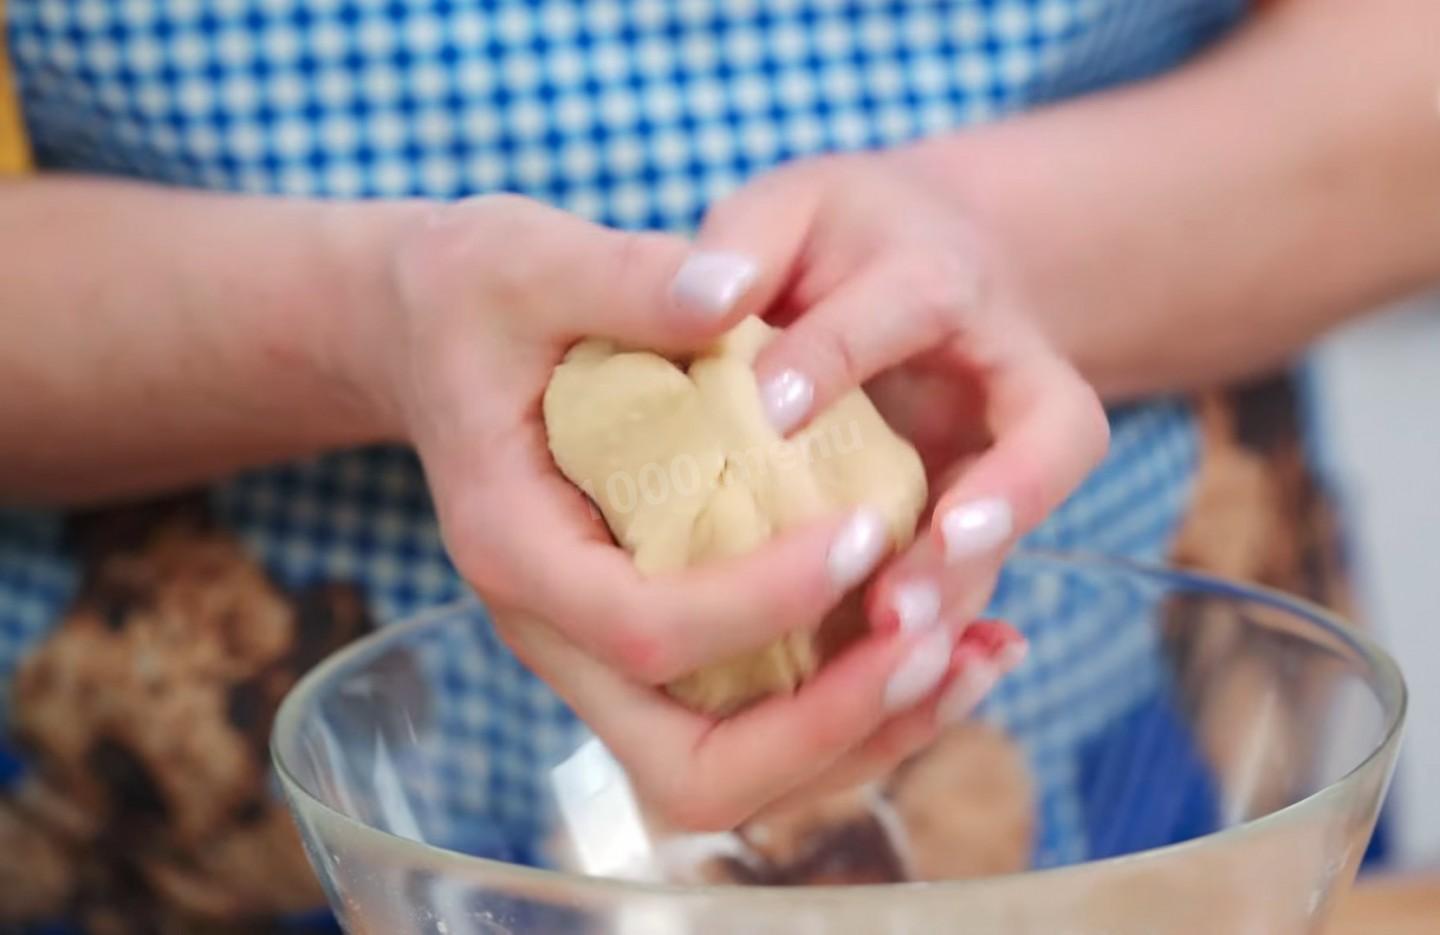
<box><xmin>272</xmin><ymin>554</ymin><xmax>1405</xmax><ymax>934</ymax></box>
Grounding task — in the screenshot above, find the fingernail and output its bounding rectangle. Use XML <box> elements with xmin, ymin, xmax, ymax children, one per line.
<box><xmin>940</xmin><ymin>498</ymin><xmax>1013</xmax><ymax>563</ymax></box>
<box><xmin>759</xmin><ymin>369</ymin><xmax>814</xmax><ymax>435</ymax></box>
<box><xmin>891</xmin><ymin>580</ymin><xmax>941</xmax><ymax>633</ymax></box>
<box><xmin>937</xmin><ymin>639</ymin><xmax>1027</xmax><ymax>724</ymax></box>
<box><xmin>827</xmin><ymin>507</ymin><xmax>890</xmax><ymax>590</ymax></box>
<box><xmin>884</xmin><ymin>626</ymin><xmax>953</xmax><ymax>712</ymax></box>
<box><xmin>670</xmin><ymin>251</ymin><xmax>759</xmax><ymax>319</ymax></box>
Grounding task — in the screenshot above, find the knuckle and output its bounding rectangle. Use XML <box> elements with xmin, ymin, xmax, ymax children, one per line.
<box><xmin>425</xmin><ymin>194</ymin><xmax>538</xmax><ymax>255</ymax></box>
<box><xmin>895</xmin><ymin>252</ymin><xmax>976</xmax><ymax>324</ymax></box>
<box><xmin>484</xmin><ymin>250</ymin><xmax>551</xmax><ymax>306</ymax></box>
<box><xmin>611</xmin><ymin>230</ymin><xmax>684</xmax><ymax>305</ymax></box>
<box><xmin>698</xmin><ymin>192</ymin><xmax>750</xmax><ymax>239</ymax></box>
<box><xmin>440</xmin><ymin>195</ymin><xmax>563</xmax><ymax>300</ymax></box>
<box><xmin>602</xmin><ymin>614</ymin><xmax>680</xmax><ymax>684</ymax></box>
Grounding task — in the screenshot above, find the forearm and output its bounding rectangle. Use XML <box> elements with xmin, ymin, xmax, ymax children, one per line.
<box><xmin>919</xmin><ymin>0</ymin><xmax>1440</xmax><ymax>400</ymax></box>
<box><xmin>0</xmin><ymin>176</ymin><xmax>414</xmax><ymax>504</ymax></box>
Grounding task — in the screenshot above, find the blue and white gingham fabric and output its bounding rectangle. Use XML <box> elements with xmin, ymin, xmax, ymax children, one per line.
<box><xmin>3</xmin><ymin>0</ymin><xmax>1246</xmax><ymax>872</ymax></box>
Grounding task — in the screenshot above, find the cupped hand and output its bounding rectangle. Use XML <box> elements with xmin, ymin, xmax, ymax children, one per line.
<box><xmin>691</xmin><ymin>150</ymin><xmax>1110</xmax><ymax>789</ymax></box>
<box><xmin>357</xmin><ymin>194</ymin><xmax>983</xmax><ymax>830</ymax></box>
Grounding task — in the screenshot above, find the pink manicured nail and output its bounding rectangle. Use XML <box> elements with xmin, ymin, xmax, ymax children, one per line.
<box><xmin>938</xmin><ymin>630</ymin><xmax>1028</xmax><ymax>724</ymax></box>
<box><xmin>759</xmin><ymin>368</ymin><xmax>814</xmax><ymax>436</ymax></box>
<box><xmin>670</xmin><ymin>251</ymin><xmax>759</xmax><ymax>319</ymax></box>
<box><xmin>884</xmin><ymin>626</ymin><xmax>953</xmax><ymax>712</ymax></box>
<box><xmin>891</xmin><ymin>580</ymin><xmax>942</xmax><ymax>633</ymax></box>
<box><xmin>940</xmin><ymin>497</ymin><xmax>1013</xmax><ymax>562</ymax></box>
<box><xmin>827</xmin><ymin>508</ymin><xmax>890</xmax><ymax>591</ymax></box>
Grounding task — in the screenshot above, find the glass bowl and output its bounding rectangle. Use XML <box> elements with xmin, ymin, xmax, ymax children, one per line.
<box><xmin>272</xmin><ymin>553</ymin><xmax>1405</xmax><ymax>934</ymax></box>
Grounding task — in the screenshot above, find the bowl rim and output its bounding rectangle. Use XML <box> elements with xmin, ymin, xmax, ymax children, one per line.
<box><xmin>270</xmin><ymin>550</ymin><xmax>1407</xmax><ymax>902</ymax></box>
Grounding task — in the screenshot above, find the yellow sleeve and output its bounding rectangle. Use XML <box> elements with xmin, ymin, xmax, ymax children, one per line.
<box><xmin>0</xmin><ymin>0</ymin><xmax>32</xmax><ymax>174</ymax></box>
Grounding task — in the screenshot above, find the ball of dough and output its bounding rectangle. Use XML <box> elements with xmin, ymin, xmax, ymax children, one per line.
<box><xmin>543</xmin><ymin>317</ymin><xmax>927</xmax><ymax>714</ymax></box>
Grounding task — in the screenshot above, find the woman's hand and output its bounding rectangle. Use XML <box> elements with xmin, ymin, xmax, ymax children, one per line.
<box><xmin>359</xmin><ymin>194</ymin><xmax>990</xmax><ymax>830</ymax></box>
<box><xmin>690</xmin><ymin>150</ymin><xmax>1110</xmax><ymax>787</ymax></box>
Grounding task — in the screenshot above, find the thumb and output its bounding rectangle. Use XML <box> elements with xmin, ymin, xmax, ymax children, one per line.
<box><xmin>558</xmin><ymin>224</ymin><xmax>760</xmax><ymax>353</ymax></box>
<box><xmin>688</xmin><ymin>170</ymin><xmax>820</xmax><ymax>325</ymax></box>
<box><xmin>411</xmin><ymin>196</ymin><xmax>759</xmax><ymax>354</ymax></box>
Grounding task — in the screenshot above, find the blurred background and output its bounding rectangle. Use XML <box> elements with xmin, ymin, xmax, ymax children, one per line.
<box><xmin>1311</xmin><ymin>290</ymin><xmax>1440</xmax><ymax>871</ymax></box>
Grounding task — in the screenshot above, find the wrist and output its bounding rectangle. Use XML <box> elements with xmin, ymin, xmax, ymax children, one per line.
<box><xmin>308</xmin><ymin>197</ymin><xmax>432</xmax><ymax>444</ymax></box>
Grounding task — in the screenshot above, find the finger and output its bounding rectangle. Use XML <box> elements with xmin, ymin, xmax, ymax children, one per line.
<box><xmin>414</xmin><ymin>195</ymin><xmax>755</xmax><ymax>352</ymax></box>
<box><xmin>662</xmin><ymin>625</ymin><xmax>964</xmax><ymax>830</ymax></box>
<box><xmin>463</xmin><ymin>466</ymin><xmax>898</xmax><ymax>685</ymax></box>
<box><xmin>690</xmin><ymin>166</ymin><xmax>825</xmax><ymax>324</ymax></box>
<box><xmin>869</xmin><ymin>345</ymin><xmax>1108</xmax><ymax>631</ymax></box>
<box><xmin>867</xmin><ymin>533</ymin><xmax>1006</xmax><ymax>636</ymax></box>
<box><xmin>555</xmin><ymin>224</ymin><xmax>756</xmax><ymax>351</ymax></box>
<box><xmin>752</xmin><ymin>707</ymin><xmax>941</xmax><ymax>819</ymax></box>
<box><xmin>577</xmin><ymin>227</ymin><xmax>768</xmax><ymax>351</ymax></box>
<box><xmin>749</xmin><ymin>254</ymin><xmax>973</xmax><ymax>436</ymax></box>
<box><xmin>507</xmin><ymin>609</ymin><xmax>961</xmax><ymax>832</ymax></box>
<box><xmin>933</xmin><ymin>619</ymin><xmax>1029</xmax><ymax>724</ymax></box>
<box><xmin>750</xmin><ymin>620</ymin><xmax>1027</xmax><ymax>815</ymax></box>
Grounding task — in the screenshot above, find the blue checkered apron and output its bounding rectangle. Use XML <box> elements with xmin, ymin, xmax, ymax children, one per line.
<box><xmin>3</xmin><ymin>0</ymin><xmax>1246</xmax><ymax>885</ymax></box>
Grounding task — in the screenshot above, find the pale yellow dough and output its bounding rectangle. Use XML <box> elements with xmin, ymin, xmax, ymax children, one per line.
<box><xmin>543</xmin><ymin>317</ymin><xmax>927</xmax><ymax>714</ymax></box>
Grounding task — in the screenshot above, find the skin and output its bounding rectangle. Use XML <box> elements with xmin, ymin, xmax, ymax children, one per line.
<box><xmin>1</xmin><ymin>0</ymin><xmax>1437</xmax><ymax>828</ymax></box>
